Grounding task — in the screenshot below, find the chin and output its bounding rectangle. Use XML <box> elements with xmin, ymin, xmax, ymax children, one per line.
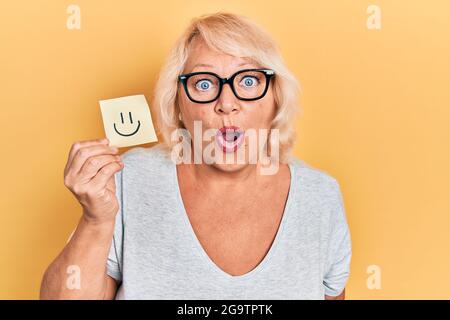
<box><xmin>210</xmin><ymin>161</ymin><xmax>251</xmax><ymax>173</ymax></box>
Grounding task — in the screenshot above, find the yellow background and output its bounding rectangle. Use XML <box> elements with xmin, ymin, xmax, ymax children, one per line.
<box><xmin>1</xmin><ymin>0</ymin><xmax>449</xmax><ymax>299</ymax></box>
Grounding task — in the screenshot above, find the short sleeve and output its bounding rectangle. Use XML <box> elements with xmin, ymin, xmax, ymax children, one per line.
<box><xmin>106</xmin><ymin>170</ymin><xmax>124</xmax><ymax>283</ymax></box>
<box><xmin>323</xmin><ymin>179</ymin><xmax>352</xmax><ymax>297</ymax></box>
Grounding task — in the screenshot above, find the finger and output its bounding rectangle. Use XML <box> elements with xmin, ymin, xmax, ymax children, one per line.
<box><xmin>89</xmin><ymin>161</ymin><xmax>124</xmax><ymax>193</ymax></box>
<box><xmin>105</xmin><ymin>171</ymin><xmax>116</xmax><ymax>193</ymax></box>
<box><xmin>67</xmin><ymin>138</ymin><xmax>108</xmax><ymax>168</ymax></box>
<box><xmin>70</xmin><ymin>144</ymin><xmax>119</xmax><ymax>175</ymax></box>
<box><xmin>79</xmin><ymin>154</ymin><xmax>121</xmax><ymax>181</ymax></box>
<box><xmin>65</xmin><ymin>138</ymin><xmax>109</xmax><ymax>173</ymax></box>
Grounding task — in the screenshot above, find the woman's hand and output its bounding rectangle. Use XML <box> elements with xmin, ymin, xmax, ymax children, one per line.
<box><xmin>64</xmin><ymin>138</ymin><xmax>124</xmax><ymax>225</ymax></box>
<box><xmin>40</xmin><ymin>138</ymin><xmax>122</xmax><ymax>299</ymax></box>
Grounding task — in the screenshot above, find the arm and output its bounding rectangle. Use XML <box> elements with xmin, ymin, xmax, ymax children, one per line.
<box><xmin>325</xmin><ymin>289</ymin><xmax>345</xmax><ymax>300</ymax></box>
<box><xmin>323</xmin><ymin>179</ymin><xmax>352</xmax><ymax>300</ymax></box>
<box><xmin>40</xmin><ymin>138</ymin><xmax>124</xmax><ymax>299</ymax></box>
<box><xmin>40</xmin><ymin>215</ymin><xmax>118</xmax><ymax>299</ymax></box>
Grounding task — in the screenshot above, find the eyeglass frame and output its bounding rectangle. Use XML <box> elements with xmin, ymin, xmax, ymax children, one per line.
<box><xmin>178</xmin><ymin>68</ymin><xmax>275</xmax><ymax>104</ymax></box>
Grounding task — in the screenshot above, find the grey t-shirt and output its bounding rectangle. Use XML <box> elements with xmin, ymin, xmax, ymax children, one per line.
<box><xmin>106</xmin><ymin>144</ymin><xmax>351</xmax><ymax>299</ymax></box>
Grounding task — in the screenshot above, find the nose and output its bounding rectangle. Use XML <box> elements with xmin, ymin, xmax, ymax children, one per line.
<box><xmin>214</xmin><ymin>84</ymin><xmax>240</xmax><ymax>115</ymax></box>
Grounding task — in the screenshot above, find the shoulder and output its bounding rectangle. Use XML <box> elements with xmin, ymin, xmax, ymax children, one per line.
<box><xmin>289</xmin><ymin>157</ymin><xmax>342</xmax><ymax>200</ymax></box>
<box><xmin>288</xmin><ymin>157</ymin><xmax>349</xmax><ymax>236</ymax></box>
<box><xmin>120</xmin><ymin>143</ymin><xmax>173</xmax><ymax>169</ymax></box>
<box><xmin>119</xmin><ymin>143</ymin><xmax>174</xmax><ymax>180</ymax></box>
<box><xmin>121</xmin><ymin>143</ymin><xmax>171</xmax><ymax>164</ymax></box>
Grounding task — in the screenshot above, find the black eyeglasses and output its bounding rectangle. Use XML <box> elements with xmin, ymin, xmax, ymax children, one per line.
<box><xmin>178</xmin><ymin>68</ymin><xmax>275</xmax><ymax>104</ymax></box>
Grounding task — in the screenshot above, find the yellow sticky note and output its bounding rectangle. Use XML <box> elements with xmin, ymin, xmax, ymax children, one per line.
<box><xmin>99</xmin><ymin>94</ymin><xmax>158</xmax><ymax>148</ymax></box>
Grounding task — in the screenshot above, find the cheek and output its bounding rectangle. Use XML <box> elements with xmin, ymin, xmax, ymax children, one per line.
<box><xmin>184</xmin><ymin>106</ymin><xmax>211</xmax><ymax>122</ymax></box>
<box><xmin>245</xmin><ymin>101</ymin><xmax>276</xmax><ymax>128</ymax></box>
<box><xmin>264</xmin><ymin>90</ymin><xmax>277</xmax><ymax>119</ymax></box>
<box><xmin>181</xmin><ymin>102</ymin><xmax>217</xmax><ymax>131</ymax></box>
<box><xmin>250</xmin><ymin>86</ymin><xmax>275</xmax><ymax>118</ymax></box>
<box><xmin>180</xmin><ymin>94</ymin><xmax>201</xmax><ymax>120</ymax></box>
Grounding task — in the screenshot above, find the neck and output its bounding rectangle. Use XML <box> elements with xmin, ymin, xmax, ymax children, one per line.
<box><xmin>192</xmin><ymin>162</ymin><xmax>260</xmax><ymax>190</ymax></box>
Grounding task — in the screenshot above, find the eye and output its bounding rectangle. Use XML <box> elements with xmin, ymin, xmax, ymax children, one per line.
<box><xmin>239</xmin><ymin>76</ymin><xmax>259</xmax><ymax>88</ymax></box>
<box><xmin>195</xmin><ymin>79</ymin><xmax>213</xmax><ymax>91</ymax></box>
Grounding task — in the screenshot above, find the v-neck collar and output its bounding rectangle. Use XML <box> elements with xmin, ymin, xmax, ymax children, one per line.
<box><xmin>171</xmin><ymin>161</ymin><xmax>297</xmax><ymax>281</ymax></box>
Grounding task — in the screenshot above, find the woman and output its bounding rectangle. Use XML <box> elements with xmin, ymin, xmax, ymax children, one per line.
<box><xmin>41</xmin><ymin>12</ymin><xmax>351</xmax><ymax>300</ymax></box>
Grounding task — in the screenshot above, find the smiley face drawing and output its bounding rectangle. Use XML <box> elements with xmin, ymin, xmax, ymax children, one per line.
<box><xmin>100</xmin><ymin>94</ymin><xmax>158</xmax><ymax>148</ymax></box>
<box><xmin>113</xmin><ymin>111</ymin><xmax>141</xmax><ymax>137</ymax></box>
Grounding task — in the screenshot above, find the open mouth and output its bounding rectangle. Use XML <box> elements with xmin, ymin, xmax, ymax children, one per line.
<box><xmin>216</xmin><ymin>126</ymin><xmax>245</xmax><ymax>153</ymax></box>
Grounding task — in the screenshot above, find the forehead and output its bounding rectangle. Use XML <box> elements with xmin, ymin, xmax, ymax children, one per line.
<box><xmin>184</xmin><ymin>38</ymin><xmax>259</xmax><ymax>73</ymax></box>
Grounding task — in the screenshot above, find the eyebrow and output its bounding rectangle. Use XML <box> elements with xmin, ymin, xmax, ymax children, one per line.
<box><xmin>191</xmin><ymin>62</ymin><xmax>257</xmax><ymax>72</ymax></box>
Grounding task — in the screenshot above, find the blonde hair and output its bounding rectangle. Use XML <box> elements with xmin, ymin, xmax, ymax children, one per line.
<box><xmin>152</xmin><ymin>12</ymin><xmax>300</xmax><ymax>163</ymax></box>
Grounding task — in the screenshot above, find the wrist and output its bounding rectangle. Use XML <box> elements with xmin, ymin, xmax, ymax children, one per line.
<box><xmin>69</xmin><ymin>213</ymin><xmax>116</xmax><ymax>245</ymax></box>
<box><xmin>81</xmin><ymin>211</ymin><xmax>116</xmax><ymax>229</ymax></box>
